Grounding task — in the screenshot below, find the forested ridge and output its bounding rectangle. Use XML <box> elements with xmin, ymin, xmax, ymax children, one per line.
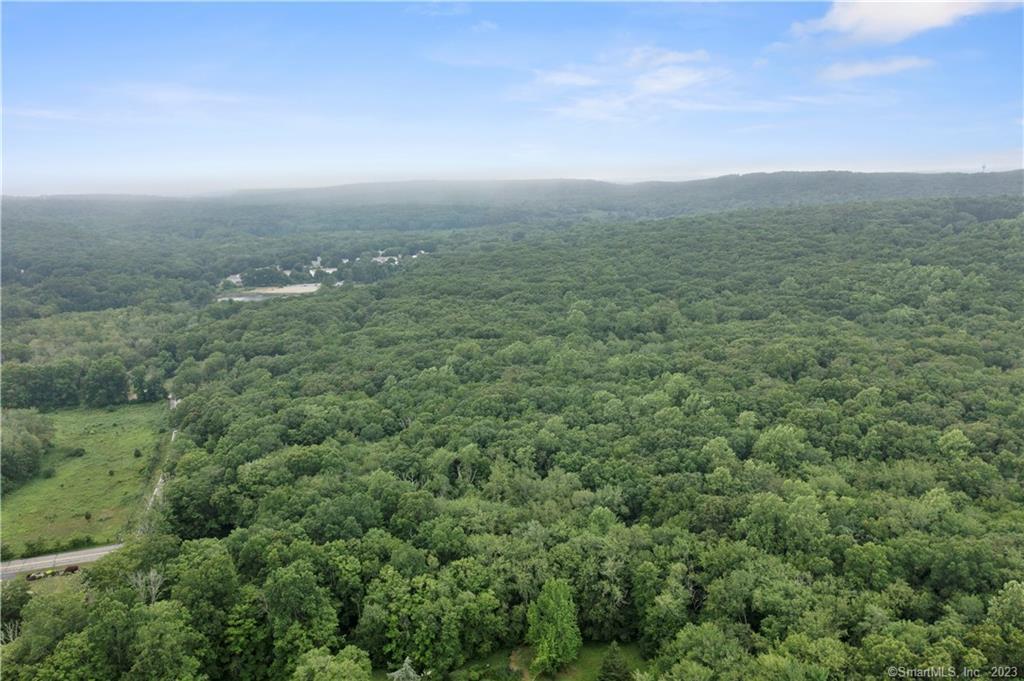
<box><xmin>3</xmin><ymin>171</ymin><xmax>1020</xmax><ymax>320</ymax></box>
<box><xmin>2</xmin><ymin>192</ymin><xmax>1024</xmax><ymax>679</ymax></box>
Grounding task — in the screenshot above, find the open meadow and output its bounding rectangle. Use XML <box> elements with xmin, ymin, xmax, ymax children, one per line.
<box><xmin>1</xmin><ymin>403</ymin><xmax>167</xmax><ymax>557</ymax></box>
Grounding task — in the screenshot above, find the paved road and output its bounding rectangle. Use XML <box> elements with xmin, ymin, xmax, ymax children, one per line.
<box><xmin>0</xmin><ymin>544</ymin><xmax>123</xmax><ymax>580</ymax></box>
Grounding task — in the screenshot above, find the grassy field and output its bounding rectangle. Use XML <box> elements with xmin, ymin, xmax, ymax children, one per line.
<box><xmin>372</xmin><ymin>642</ymin><xmax>647</xmax><ymax>680</ymax></box>
<box><xmin>1</xmin><ymin>403</ymin><xmax>168</xmax><ymax>557</ymax></box>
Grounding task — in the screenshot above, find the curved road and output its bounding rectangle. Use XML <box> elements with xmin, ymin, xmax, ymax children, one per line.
<box><xmin>0</xmin><ymin>544</ymin><xmax>123</xmax><ymax>580</ymax></box>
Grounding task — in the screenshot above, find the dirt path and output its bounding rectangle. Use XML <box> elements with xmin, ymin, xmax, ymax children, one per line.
<box><xmin>509</xmin><ymin>648</ymin><xmax>532</xmax><ymax>681</ymax></box>
<box><xmin>146</xmin><ymin>473</ymin><xmax>166</xmax><ymax>512</ymax></box>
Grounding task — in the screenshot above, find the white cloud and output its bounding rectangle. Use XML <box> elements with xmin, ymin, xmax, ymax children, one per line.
<box><xmin>626</xmin><ymin>47</ymin><xmax>710</xmax><ymax>68</ymax></box>
<box><xmin>528</xmin><ymin>45</ymin><xmax>721</xmax><ymax>121</ymax></box>
<box><xmin>633</xmin><ymin>66</ymin><xmax>711</xmax><ymax>94</ymax></box>
<box><xmin>820</xmin><ymin>56</ymin><xmax>933</xmax><ymax>81</ymax></box>
<box><xmin>535</xmin><ymin>70</ymin><xmax>600</xmax><ymax>87</ymax></box>
<box><xmin>470</xmin><ymin>20</ymin><xmax>497</xmax><ymax>33</ymax></box>
<box><xmin>668</xmin><ymin>98</ymin><xmax>788</xmax><ymax>113</ymax></box>
<box><xmin>793</xmin><ymin>1</ymin><xmax>1016</xmax><ymax>43</ymax></box>
<box><xmin>552</xmin><ymin>95</ymin><xmax>632</xmax><ymax>122</ymax></box>
<box><xmin>521</xmin><ymin>44</ymin><xmax>906</xmax><ymax>123</ymax></box>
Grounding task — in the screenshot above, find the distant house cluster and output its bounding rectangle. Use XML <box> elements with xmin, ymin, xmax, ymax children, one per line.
<box><xmin>370</xmin><ymin>249</ymin><xmax>427</xmax><ymax>265</ymax></box>
<box><xmin>307</xmin><ymin>256</ymin><xmax>339</xmax><ymax>277</ymax></box>
<box><xmin>222</xmin><ymin>250</ymin><xmax>429</xmax><ymax>288</ymax></box>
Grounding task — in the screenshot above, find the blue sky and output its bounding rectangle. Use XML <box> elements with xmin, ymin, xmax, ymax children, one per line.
<box><xmin>3</xmin><ymin>2</ymin><xmax>1022</xmax><ymax>195</ymax></box>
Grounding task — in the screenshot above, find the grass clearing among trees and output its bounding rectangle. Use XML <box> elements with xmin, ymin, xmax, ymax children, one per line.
<box><xmin>1</xmin><ymin>403</ymin><xmax>167</xmax><ymax>557</ymax></box>
<box><xmin>371</xmin><ymin>642</ymin><xmax>647</xmax><ymax>681</ymax></box>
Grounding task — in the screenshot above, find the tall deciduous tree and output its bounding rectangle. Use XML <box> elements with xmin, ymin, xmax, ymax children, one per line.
<box><xmin>527</xmin><ymin>578</ymin><xmax>582</xmax><ymax>675</ymax></box>
<box><xmin>125</xmin><ymin>601</ymin><xmax>207</xmax><ymax>681</ymax></box>
<box><xmin>82</xmin><ymin>355</ymin><xmax>128</xmax><ymax>407</ymax></box>
<box><xmin>0</xmin><ymin>409</ymin><xmax>54</xmax><ymax>487</ymax></box>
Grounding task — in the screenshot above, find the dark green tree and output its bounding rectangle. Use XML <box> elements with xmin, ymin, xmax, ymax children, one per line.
<box><xmin>82</xmin><ymin>355</ymin><xmax>128</xmax><ymax>407</ymax></box>
<box><xmin>597</xmin><ymin>642</ymin><xmax>631</xmax><ymax>681</ymax></box>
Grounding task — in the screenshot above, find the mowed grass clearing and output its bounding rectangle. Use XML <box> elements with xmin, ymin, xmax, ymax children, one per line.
<box><xmin>371</xmin><ymin>642</ymin><xmax>647</xmax><ymax>680</ymax></box>
<box><xmin>1</xmin><ymin>403</ymin><xmax>167</xmax><ymax>555</ymax></box>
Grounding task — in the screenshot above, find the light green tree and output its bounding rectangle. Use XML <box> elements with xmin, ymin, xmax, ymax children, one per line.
<box><xmin>527</xmin><ymin>578</ymin><xmax>582</xmax><ymax>675</ymax></box>
<box><xmin>388</xmin><ymin>657</ymin><xmax>422</xmax><ymax>681</ymax></box>
<box><xmin>292</xmin><ymin>645</ymin><xmax>372</xmax><ymax>681</ymax></box>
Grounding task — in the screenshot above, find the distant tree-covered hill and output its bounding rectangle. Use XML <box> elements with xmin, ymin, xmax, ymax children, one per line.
<box><xmin>5</xmin><ymin>170</ymin><xmax>1022</xmax><ymax>237</ymax></box>
<box><xmin>226</xmin><ymin>169</ymin><xmax>1024</xmax><ymax>214</ymax></box>
<box><xmin>2</xmin><ymin>171</ymin><xmax>1021</xmax><ymax>320</ymax></box>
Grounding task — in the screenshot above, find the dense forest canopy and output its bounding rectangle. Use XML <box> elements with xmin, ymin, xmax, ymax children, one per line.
<box><xmin>2</xmin><ymin>175</ymin><xmax>1023</xmax><ymax>679</ymax></box>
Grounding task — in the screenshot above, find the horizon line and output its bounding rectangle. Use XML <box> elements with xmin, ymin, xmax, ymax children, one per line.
<box><xmin>5</xmin><ymin>167</ymin><xmax>1022</xmax><ymax>200</ymax></box>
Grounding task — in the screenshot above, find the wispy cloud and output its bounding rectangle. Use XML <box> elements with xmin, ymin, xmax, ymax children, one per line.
<box><xmin>733</xmin><ymin>122</ymin><xmax>779</xmax><ymax>134</ymax></box>
<box><xmin>552</xmin><ymin>95</ymin><xmax>633</xmax><ymax>122</ymax></box>
<box><xmin>518</xmin><ymin>45</ymin><xmax>723</xmax><ymax>121</ymax></box>
<box><xmin>4</xmin><ymin>107</ymin><xmax>82</xmax><ymax>121</ymax></box>
<box><xmin>114</xmin><ymin>83</ymin><xmax>243</xmax><ymax>106</ymax></box>
<box><xmin>626</xmin><ymin>47</ymin><xmax>710</xmax><ymax>68</ymax></box>
<box><xmin>793</xmin><ymin>1</ymin><xmax>1014</xmax><ymax>43</ymax></box>
<box><xmin>6</xmin><ymin>82</ymin><xmax>253</xmax><ymax>129</ymax></box>
<box><xmin>535</xmin><ymin>70</ymin><xmax>600</xmax><ymax>87</ymax></box>
<box><xmin>820</xmin><ymin>56</ymin><xmax>933</xmax><ymax>81</ymax></box>
<box><xmin>405</xmin><ymin>2</ymin><xmax>470</xmax><ymax>17</ymax></box>
<box><xmin>470</xmin><ymin>20</ymin><xmax>497</xmax><ymax>33</ymax></box>
<box><xmin>633</xmin><ymin>66</ymin><xmax>712</xmax><ymax>95</ymax></box>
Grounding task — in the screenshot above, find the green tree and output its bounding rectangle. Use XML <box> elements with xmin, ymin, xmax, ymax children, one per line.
<box><xmin>388</xmin><ymin>657</ymin><xmax>422</xmax><ymax>681</ymax></box>
<box><xmin>170</xmin><ymin>539</ymin><xmax>241</xmax><ymax>676</ymax></box>
<box><xmin>32</xmin><ymin>631</ymin><xmax>103</xmax><ymax>681</ymax></box>
<box><xmin>130</xmin><ymin>365</ymin><xmax>166</xmax><ymax>402</ymax></box>
<box><xmin>938</xmin><ymin>428</ymin><xmax>973</xmax><ymax>460</ymax></box>
<box><xmin>82</xmin><ymin>355</ymin><xmax>128</xmax><ymax>407</ymax></box>
<box><xmin>292</xmin><ymin>645</ymin><xmax>372</xmax><ymax>681</ymax></box>
<box><xmin>751</xmin><ymin>424</ymin><xmax>812</xmax><ymax>471</ymax></box>
<box><xmin>5</xmin><ymin>584</ymin><xmax>89</xmax><ymax>665</ymax></box>
<box><xmin>527</xmin><ymin>578</ymin><xmax>582</xmax><ymax>675</ymax></box>
<box><xmin>224</xmin><ymin>585</ymin><xmax>274</xmax><ymax>681</ymax></box>
<box><xmin>264</xmin><ymin>560</ymin><xmax>338</xmax><ymax>675</ymax></box>
<box><xmin>125</xmin><ymin>601</ymin><xmax>207</xmax><ymax>681</ymax></box>
<box><xmin>597</xmin><ymin>642</ymin><xmax>631</xmax><ymax>681</ymax></box>
<box><xmin>0</xmin><ymin>409</ymin><xmax>55</xmax><ymax>487</ymax></box>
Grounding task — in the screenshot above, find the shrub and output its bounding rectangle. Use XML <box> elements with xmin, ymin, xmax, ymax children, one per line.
<box><xmin>23</xmin><ymin>539</ymin><xmax>50</xmax><ymax>556</ymax></box>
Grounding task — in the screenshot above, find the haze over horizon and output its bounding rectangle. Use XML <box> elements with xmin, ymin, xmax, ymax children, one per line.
<box><xmin>3</xmin><ymin>1</ymin><xmax>1022</xmax><ymax>195</ymax></box>
<box><xmin>4</xmin><ymin>168</ymin><xmax>1023</xmax><ymax>201</ymax></box>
